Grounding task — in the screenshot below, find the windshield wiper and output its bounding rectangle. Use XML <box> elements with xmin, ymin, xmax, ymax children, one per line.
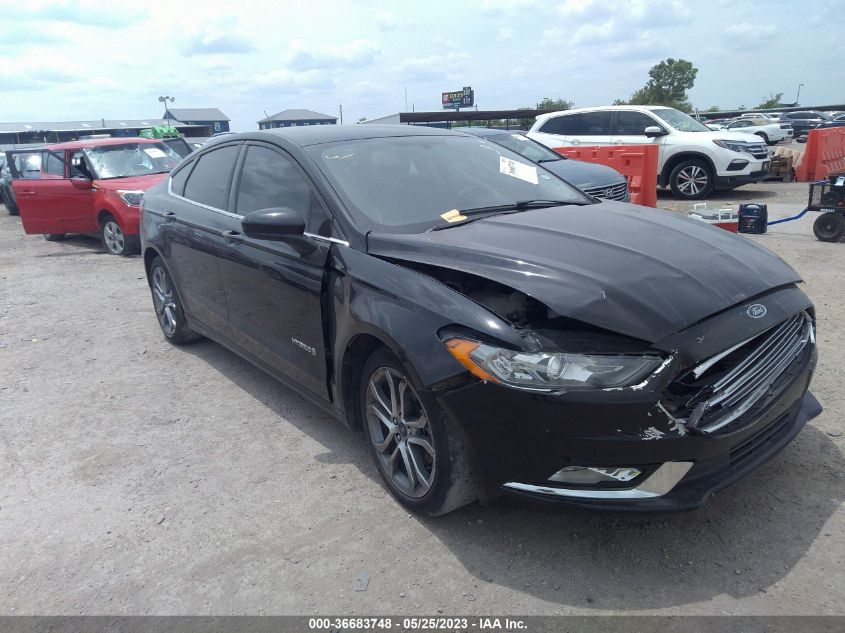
<box><xmin>537</xmin><ymin>157</ymin><xmax>562</xmax><ymax>163</ymax></box>
<box><xmin>428</xmin><ymin>200</ymin><xmax>580</xmax><ymax>231</ymax></box>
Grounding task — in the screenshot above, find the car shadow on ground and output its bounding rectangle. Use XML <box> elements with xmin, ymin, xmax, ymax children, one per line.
<box><xmin>657</xmin><ymin>187</ymin><xmax>781</xmax><ymax>204</ymax></box>
<box><xmin>32</xmin><ymin>234</ymin><xmax>107</xmax><ymax>256</ymax></box>
<box><xmin>181</xmin><ymin>338</ymin><xmax>843</xmax><ymax>611</ymax></box>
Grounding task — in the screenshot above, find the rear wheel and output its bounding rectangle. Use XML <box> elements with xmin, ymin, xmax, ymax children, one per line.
<box><xmin>813</xmin><ymin>212</ymin><xmax>845</xmax><ymax>242</ymax></box>
<box><xmin>669</xmin><ymin>159</ymin><xmax>714</xmax><ymax>200</ymax></box>
<box><xmin>100</xmin><ymin>215</ymin><xmax>138</xmax><ymax>256</ymax></box>
<box><xmin>149</xmin><ymin>257</ymin><xmax>202</xmax><ymax>345</ymax></box>
<box><xmin>360</xmin><ymin>348</ymin><xmax>476</xmax><ymax>516</ymax></box>
<box><xmin>756</xmin><ymin>132</ymin><xmax>772</xmax><ymax>145</ymax></box>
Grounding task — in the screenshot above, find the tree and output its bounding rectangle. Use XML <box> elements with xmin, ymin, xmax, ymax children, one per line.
<box><xmin>617</xmin><ymin>58</ymin><xmax>698</xmax><ymax>111</ymax></box>
<box><xmin>756</xmin><ymin>92</ymin><xmax>783</xmax><ymax>109</ymax></box>
<box><xmin>706</xmin><ymin>105</ymin><xmax>720</xmax><ymax>112</ymax></box>
<box><xmin>536</xmin><ymin>97</ymin><xmax>573</xmax><ymax>111</ymax></box>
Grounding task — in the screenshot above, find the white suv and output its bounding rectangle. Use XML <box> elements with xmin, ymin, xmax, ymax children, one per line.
<box><xmin>528</xmin><ymin>105</ymin><xmax>771</xmax><ymax>200</ymax></box>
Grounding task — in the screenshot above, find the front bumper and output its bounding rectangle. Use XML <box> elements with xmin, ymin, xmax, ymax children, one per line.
<box><xmin>715</xmin><ymin>167</ymin><xmax>769</xmax><ymax>189</ymax></box>
<box><xmin>436</xmin><ymin>341</ymin><xmax>819</xmax><ymax>511</ymax></box>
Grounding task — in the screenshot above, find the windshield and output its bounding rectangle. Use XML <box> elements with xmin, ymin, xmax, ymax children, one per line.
<box><xmin>307</xmin><ymin>135</ymin><xmax>590</xmax><ymax>234</ymax></box>
<box><xmin>481</xmin><ymin>132</ymin><xmax>563</xmax><ymax>163</ymax></box>
<box><xmin>83</xmin><ymin>142</ymin><xmax>181</xmax><ymax>179</ymax></box>
<box><xmin>651</xmin><ymin>108</ymin><xmax>711</xmax><ymax>132</ymax></box>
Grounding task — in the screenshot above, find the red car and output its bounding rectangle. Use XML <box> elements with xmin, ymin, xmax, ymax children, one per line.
<box><xmin>5</xmin><ymin>137</ymin><xmax>181</xmax><ymax>255</ymax></box>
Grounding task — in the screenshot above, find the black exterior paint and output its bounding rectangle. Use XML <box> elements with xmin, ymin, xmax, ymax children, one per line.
<box><xmin>140</xmin><ymin>126</ymin><xmax>821</xmax><ymax>509</ymax></box>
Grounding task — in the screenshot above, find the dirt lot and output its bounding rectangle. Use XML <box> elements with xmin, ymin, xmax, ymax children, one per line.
<box><xmin>0</xmin><ymin>180</ymin><xmax>843</xmax><ymax>616</ymax></box>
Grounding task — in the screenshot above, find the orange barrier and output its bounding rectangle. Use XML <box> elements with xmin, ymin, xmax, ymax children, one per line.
<box><xmin>796</xmin><ymin>127</ymin><xmax>845</xmax><ymax>182</ymax></box>
<box><xmin>554</xmin><ymin>144</ymin><xmax>659</xmax><ymax>207</ymax></box>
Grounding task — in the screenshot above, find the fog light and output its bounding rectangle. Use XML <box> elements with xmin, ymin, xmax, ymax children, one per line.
<box><xmin>549</xmin><ymin>466</ymin><xmax>642</xmax><ymax>485</ymax></box>
<box><xmin>726</xmin><ymin>159</ymin><xmax>749</xmax><ymax>172</ymax></box>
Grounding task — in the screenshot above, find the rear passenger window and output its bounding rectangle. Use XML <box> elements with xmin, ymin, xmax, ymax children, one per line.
<box><xmin>183</xmin><ymin>145</ymin><xmax>240</xmax><ymax>209</ymax></box>
<box><xmin>170</xmin><ymin>163</ymin><xmax>192</xmax><ymax>196</ymax></box>
<box><xmin>539</xmin><ymin>112</ymin><xmax>612</xmax><ymax>136</ymax></box>
<box><xmin>43</xmin><ymin>152</ymin><xmax>65</xmax><ymax>176</ymax></box>
<box><xmin>615</xmin><ymin>111</ymin><xmax>659</xmax><ymax>135</ymax></box>
<box><xmin>235</xmin><ymin>146</ymin><xmax>310</xmax><ymax>215</ymax></box>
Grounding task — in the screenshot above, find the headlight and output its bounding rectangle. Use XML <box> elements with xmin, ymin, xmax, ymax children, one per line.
<box><xmin>444</xmin><ymin>338</ymin><xmax>663</xmax><ymax>392</ymax></box>
<box><xmin>713</xmin><ymin>139</ymin><xmax>753</xmax><ymax>154</ymax></box>
<box><xmin>117</xmin><ymin>190</ymin><xmax>144</xmax><ymax>206</ymax></box>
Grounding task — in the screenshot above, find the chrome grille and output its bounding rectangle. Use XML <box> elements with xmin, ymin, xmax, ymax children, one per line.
<box><xmin>670</xmin><ymin>312</ymin><xmax>813</xmax><ymax>435</ymax></box>
<box><xmin>747</xmin><ymin>143</ymin><xmax>769</xmax><ymax>159</ymax></box>
<box><xmin>582</xmin><ymin>180</ymin><xmax>629</xmax><ymax>201</ymax></box>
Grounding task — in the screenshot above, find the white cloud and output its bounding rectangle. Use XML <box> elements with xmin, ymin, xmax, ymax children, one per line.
<box><xmin>497</xmin><ymin>27</ymin><xmax>515</xmax><ymax>41</ymax></box>
<box><xmin>374</xmin><ymin>10</ymin><xmax>411</xmax><ymax>31</ymax></box>
<box><xmin>725</xmin><ymin>22</ymin><xmax>778</xmax><ymax>40</ymax></box>
<box><xmin>287</xmin><ymin>39</ymin><xmax>381</xmax><ymax>71</ymax></box>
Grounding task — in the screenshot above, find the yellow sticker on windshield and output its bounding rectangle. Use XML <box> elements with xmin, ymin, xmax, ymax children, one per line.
<box><xmin>440</xmin><ymin>209</ymin><xmax>468</xmax><ymax>223</ymax></box>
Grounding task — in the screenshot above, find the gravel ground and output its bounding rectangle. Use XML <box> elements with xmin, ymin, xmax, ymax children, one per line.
<box><xmin>0</xmin><ymin>180</ymin><xmax>843</xmax><ymax>616</ymax></box>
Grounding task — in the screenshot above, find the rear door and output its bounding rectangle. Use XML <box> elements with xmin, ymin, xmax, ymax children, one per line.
<box><xmin>159</xmin><ymin>143</ymin><xmax>241</xmax><ymax>337</ymax></box>
<box><xmin>5</xmin><ymin>149</ymin><xmax>95</xmax><ymax>235</ymax></box>
<box><xmin>216</xmin><ymin>142</ymin><xmax>334</xmax><ymax>397</ymax></box>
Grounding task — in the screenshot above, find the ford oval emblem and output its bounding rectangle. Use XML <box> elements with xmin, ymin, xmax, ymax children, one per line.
<box><xmin>747</xmin><ymin>304</ymin><xmax>767</xmax><ymax>318</ymax></box>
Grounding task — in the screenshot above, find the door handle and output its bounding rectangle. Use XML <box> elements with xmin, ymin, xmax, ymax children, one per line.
<box><xmin>162</xmin><ymin>211</ymin><xmax>176</xmax><ymax>221</ymax></box>
<box><xmin>222</xmin><ymin>229</ymin><xmax>244</xmax><ymax>244</ymax></box>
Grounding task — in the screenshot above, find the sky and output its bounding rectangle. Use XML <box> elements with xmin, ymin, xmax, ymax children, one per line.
<box><xmin>1</xmin><ymin>0</ymin><xmax>842</xmax><ymax>132</ymax></box>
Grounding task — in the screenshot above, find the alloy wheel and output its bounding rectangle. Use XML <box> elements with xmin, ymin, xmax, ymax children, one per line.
<box><xmin>676</xmin><ymin>165</ymin><xmax>709</xmax><ymax>196</ymax></box>
<box><xmin>365</xmin><ymin>367</ymin><xmax>436</xmax><ymax>498</ymax></box>
<box><xmin>103</xmin><ymin>220</ymin><xmax>125</xmax><ymax>254</ymax></box>
<box><xmin>151</xmin><ymin>266</ymin><xmax>178</xmax><ymax>336</ymax></box>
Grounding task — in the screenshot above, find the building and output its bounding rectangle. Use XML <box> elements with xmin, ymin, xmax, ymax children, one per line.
<box><xmin>358</xmin><ymin>109</ymin><xmax>548</xmax><ymax>130</ymax></box>
<box><xmin>164</xmin><ymin>108</ymin><xmax>230</xmax><ymax>134</ymax></box>
<box><xmin>0</xmin><ymin>118</ymin><xmax>210</xmax><ymax>149</ymax></box>
<box><xmin>257</xmin><ymin>109</ymin><xmax>337</xmax><ymax>129</ymax></box>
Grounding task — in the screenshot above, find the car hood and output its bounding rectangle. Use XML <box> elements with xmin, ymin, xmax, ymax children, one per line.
<box><xmin>542</xmin><ymin>158</ymin><xmax>626</xmax><ymax>190</ymax></box>
<box><xmin>94</xmin><ymin>173</ymin><xmax>168</xmax><ymax>191</ymax></box>
<box><xmin>366</xmin><ymin>201</ymin><xmax>802</xmax><ymax>343</ymax></box>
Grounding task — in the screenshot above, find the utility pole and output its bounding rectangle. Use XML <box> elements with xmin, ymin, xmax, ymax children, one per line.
<box><xmin>404</xmin><ymin>85</ymin><xmax>408</xmax><ymax>112</ymax></box>
<box><xmin>796</xmin><ymin>83</ymin><xmax>804</xmax><ymax>105</ymax></box>
<box><xmin>339</xmin><ymin>104</ymin><xmax>343</xmax><ymax>125</ymax></box>
<box><xmin>158</xmin><ymin>95</ymin><xmax>175</xmax><ymax>129</ymax></box>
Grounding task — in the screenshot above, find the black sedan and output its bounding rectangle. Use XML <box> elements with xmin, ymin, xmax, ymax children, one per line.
<box><xmin>781</xmin><ymin>110</ymin><xmax>832</xmax><ymax>135</ymax></box>
<box><xmin>460</xmin><ymin>127</ymin><xmax>629</xmax><ymax>201</ymax></box>
<box><xmin>140</xmin><ymin>125</ymin><xmax>820</xmax><ymax>515</ymax></box>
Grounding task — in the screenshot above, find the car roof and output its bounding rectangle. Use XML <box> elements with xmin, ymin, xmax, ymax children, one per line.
<box><xmin>459</xmin><ymin>127</ymin><xmax>524</xmax><ymax>137</ymax></box>
<box><xmin>219</xmin><ymin>124</ymin><xmax>462</xmax><ymax>148</ymax></box>
<box><xmin>534</xmin><ymin>104</ymin><xmax>674</xmax><ymax>122</ymax></box>
<box><xmin>45</xmin><ymin>136</ymin><xmax>163</xmax><ymax>151</ymax></box>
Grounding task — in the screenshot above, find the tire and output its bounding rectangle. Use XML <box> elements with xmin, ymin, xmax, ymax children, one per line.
<box><xmin>756</xmin><ymin>132</ymin><xmax>771</xmax><ymax>145</ymax></box>
<box><xmin>669</xmin><ymin>158</ymin><xmax>714</xmax><ymax>200</ymax></box>
<box><xmin>5</xmin><ymin>198</ymin><xmax>19</xmax><ymax>216</ymax></box>
<box><xmin>100</xmin><ymin>214</ymin><xmax>138</xmax><ymax>256</ymax></box>
<box><xmin>813</xmin><ymin>212</ymin><xmax>845</xmax><ymax>243</ymax></box>
<box><xmin>44</xmin><ymin>234</ymin><xmax>65</xmax><ymax>241</ymax></box>
<box><xmin>360</xmin><ymin>348</ymin><xmax>476</xmax><ymax>516</ymax></box>
<box><xmin>149</xmin><ymin>257</ymin><xmax>203</xmax><ymax>345</ymax></box>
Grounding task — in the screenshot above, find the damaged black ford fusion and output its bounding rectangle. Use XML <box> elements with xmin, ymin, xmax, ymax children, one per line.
<box><xmin>140</xmin><ymin>125</ymin><xmax>821</xmax><ymax>516</ymax></box>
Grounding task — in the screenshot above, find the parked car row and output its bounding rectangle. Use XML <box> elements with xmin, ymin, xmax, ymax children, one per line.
<box><xmin>527</xmin><ymin>105</ymin><xmax>772</xmax><ymax>200</ymax></box>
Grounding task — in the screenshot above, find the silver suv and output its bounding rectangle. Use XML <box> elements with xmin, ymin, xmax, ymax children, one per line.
<box><xmin>528</xmin><ymin>106</ymin><xmax>770</xmax><ymax>200</ymax></box>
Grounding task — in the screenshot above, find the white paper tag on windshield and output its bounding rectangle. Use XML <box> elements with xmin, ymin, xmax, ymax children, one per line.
<box><xmin>499</xmin><ymin>156</ymin><xmax>538</xmax><ymax>184</ymax></box>
<box><xmin>143</xmin><ymin>147</ymin><xmax>167</xmax><ymax>158</ymax></box>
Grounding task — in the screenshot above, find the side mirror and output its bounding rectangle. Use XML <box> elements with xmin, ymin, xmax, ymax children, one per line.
<box><xmin>71</xmin><ymin>176</ymin><xmax>92</xmax><ymax>189</ymax></box>
<box><xmin>241</xmin><ymin>207</ymin><xmax>305</xmax><ymax>241</ymax></box>
<box><xmin>644</xmin><ymin>126</ymin><xmax>666</xmax><ymax>138</ymax></box>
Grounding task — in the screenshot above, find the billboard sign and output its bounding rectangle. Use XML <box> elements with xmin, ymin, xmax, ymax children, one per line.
<box><xmin>442</xmin><ymin>86</ymin><xmax>474</xmax><ymax>109</ymax></box>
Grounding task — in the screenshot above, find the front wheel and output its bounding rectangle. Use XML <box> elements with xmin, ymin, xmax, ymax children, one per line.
<box><xmin>360</xmin><ymin>349</ymin><xmax>476</xmax><ymax>516</ymax></box>
<box><xmin>149</xmin><ymin>257</ymin><xmax>202</xmax><ymax>345</ymax></box>
<box><xmin>669</xmin><ymin>159</ymin><xmax>714</xmax><ymax>200</ymax></box>
<box><xmin>101</xmin><ymin>215</ymin><xmax>138</xmax><ymax>256</ymax></box>
<box><xmin>813</xmin><ymin>212</ymin><xmax>845</xmax><ymax>242</ymax></box>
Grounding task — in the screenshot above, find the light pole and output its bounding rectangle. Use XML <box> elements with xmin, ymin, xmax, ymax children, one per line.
<box><xmin>796</xmin><ymin>84</ymin><xmax>804</xmax><ymax>105</ymax></box>
<box><xmin>158</xmin><ymin>95</ymin><xmax>175</xmax><ymax>129</ymax></box>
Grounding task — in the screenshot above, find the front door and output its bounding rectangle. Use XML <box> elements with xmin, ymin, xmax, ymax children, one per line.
<box><xmin>6</xmin><ymin>149</ymin><xmax>94</xmax><ymax>235</ymax></box>
<box><xmin>611</xmin><ymin>110</ymin><xmax>668</xmax><ymax>166</ymax></box>
<box><xmin>217</xmin><ymin>143</ymin><xmax>333</xmax><ymax>397</ymax></box>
